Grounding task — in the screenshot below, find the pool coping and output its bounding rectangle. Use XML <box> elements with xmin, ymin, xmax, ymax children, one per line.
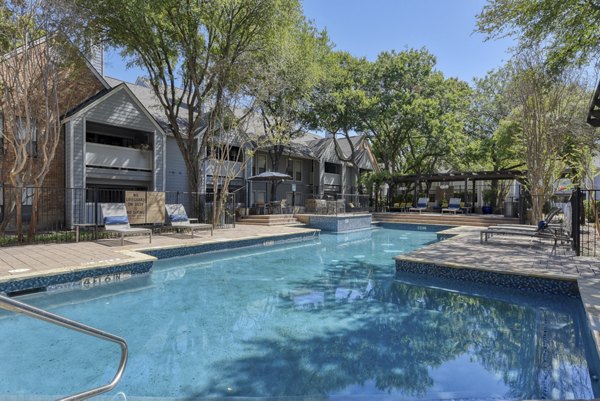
<box><xmin>0</xmin><ymin>229</ymin><xmax>320</xmax><ymax>295</ymax></box>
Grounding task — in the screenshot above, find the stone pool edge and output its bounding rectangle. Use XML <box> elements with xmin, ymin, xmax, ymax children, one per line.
<box><xmin>0</xmin><ymin>230</ymin><xmax>320</xmax><ymax>295</ymax></box>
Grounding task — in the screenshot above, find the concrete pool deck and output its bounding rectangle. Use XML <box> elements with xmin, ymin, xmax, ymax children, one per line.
<box><xmin>0</xmin><ymin>225</ymin><xmax>320</xmax><ymax>286</ymax></box>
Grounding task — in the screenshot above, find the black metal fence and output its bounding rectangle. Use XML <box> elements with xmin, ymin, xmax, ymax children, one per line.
<box><xmin>571</xmin><ymin>188</ymin><xmax>600</xmax><ymax>257</ymax></box>
<box><xmin>0</xmin><ymin>186</ymin><xmax>235</xmax><ymax>246</ymax></box>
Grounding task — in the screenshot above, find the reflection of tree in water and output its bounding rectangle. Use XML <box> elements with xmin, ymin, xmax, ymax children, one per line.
<box><xmin>194</xmin><ymin>259</ymin><xmax>593</xmax><ymax>400</ymax></box>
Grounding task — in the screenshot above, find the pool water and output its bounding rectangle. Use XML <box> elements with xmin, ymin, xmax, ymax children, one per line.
<box><xmin>0</xmin><ymin>227</ymin><xmax>598</xmax><ymax>400</ymax></box>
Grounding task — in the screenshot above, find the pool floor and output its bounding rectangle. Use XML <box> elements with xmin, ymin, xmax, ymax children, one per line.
<box><xmin>0</xmin><ymin>227</ymin><xmax>597</xmax><ymax>400</ymax></box>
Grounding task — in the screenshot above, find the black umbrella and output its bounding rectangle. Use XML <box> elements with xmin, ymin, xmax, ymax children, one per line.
<box><xmin>247</xmin><ymin>171</ymin><xmax>292</xmax><ymax>207</ymax></box>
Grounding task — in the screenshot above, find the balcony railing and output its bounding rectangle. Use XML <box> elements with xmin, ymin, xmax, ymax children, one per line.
<box><xmin>86</xmin><ymin>143</ymin><xmax>152</xmax><ymax>171</ymax></box>
<box><xmin>324</xmin><ymin>172</ymin><xmax>341</xmax><ymax>186</ymax></box>
<box><xmin>204</xmin><ymin>159</ymin><xmax>243</xmax><ymax>177</ymax></box>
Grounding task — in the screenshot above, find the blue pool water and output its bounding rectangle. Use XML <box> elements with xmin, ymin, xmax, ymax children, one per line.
<box><xmin>0</xmin><ymin>227</ymin><xmax>598</xmax><ymax>400</ymax></box>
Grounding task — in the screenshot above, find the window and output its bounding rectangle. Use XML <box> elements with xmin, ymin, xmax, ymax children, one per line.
<box><xmin>17</xmin><ymin>117</ymin><xmax>37</xmax><ymax>157</ymax></box>
<box><xmin>207</xmin><ymin>145</ymin><xmax>243</xmax><ymax>162</ymax></box>
<box><xmin>254</xmin><ymin>191</ymin><xmax>266</xmax><ymax>204</ymax></box>
<box><xmin>294</xmin><ymin>160</ymin><xmax>302</xmax><ymax>182</ymax></box>
<box><xmin>286</xmin><ymin>159</ymin><xmax>303</xmax><ymax>181</ymax></box>
<box><xmin>324</xmin><ymin>162</ymin><xmax>342</xmax><ymax>175</ymax></box>
<box><xmin>256</xmin><ymin>154</ymin><xmax>267</xmax><ymax>174</ymax></box>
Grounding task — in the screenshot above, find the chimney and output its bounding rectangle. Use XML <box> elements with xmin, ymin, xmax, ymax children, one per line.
<box><xmin>88</xmin><ymin>41</ymin><xmax>104</xmax><ymax>77</ymax></box>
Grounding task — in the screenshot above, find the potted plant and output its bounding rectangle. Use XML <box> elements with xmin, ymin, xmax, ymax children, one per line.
<box><xmin>482</xmin><ymin>189</ymin><xmax>494</xmax><ymax>214</ymax></box>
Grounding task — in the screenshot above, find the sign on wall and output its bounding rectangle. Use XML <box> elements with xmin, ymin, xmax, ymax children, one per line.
<box><xmin>125</xmin><ymin>191</ymin><xmax>165</xmax><ymax>224</ymax></box>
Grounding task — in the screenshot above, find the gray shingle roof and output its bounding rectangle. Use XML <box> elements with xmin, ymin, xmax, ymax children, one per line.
<box><xmin>105</xmin><ymin>76</ymin><xmax>198</xmax><ymax>134</ymax></box>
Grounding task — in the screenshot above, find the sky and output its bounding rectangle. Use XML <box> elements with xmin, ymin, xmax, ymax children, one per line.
<box><xmin>103</xmin><ymin>0</ymin><xmax>515</xmax><ymax>85</ymax></box>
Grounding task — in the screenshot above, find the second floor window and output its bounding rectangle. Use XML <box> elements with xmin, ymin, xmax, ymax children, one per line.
<box><xmin>256</xmin><ymin>154</ymin><xmax>267</xmax><ymax>174</ymax></box>
<box><xmin>325</xmin><ymin>162</ymin><xmax>342</xmax><ymax>175</ymax></box>
<box><xmin>17</xmin><ymin>117</ymin><xmax>37</xmax><ymax>157</ymax></box>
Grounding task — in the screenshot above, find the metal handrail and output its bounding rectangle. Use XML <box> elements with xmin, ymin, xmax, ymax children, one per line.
<box><xmin>0</xmin><ymin>293</ymin><xmax>128</xmax><ymax>401</ymax></box>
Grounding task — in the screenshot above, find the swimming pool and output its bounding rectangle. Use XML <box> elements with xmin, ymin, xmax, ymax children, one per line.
<box><xmin>0</xmin><ymin>226</ymin><xmax>598</xmax><ymax>400</ymax></box>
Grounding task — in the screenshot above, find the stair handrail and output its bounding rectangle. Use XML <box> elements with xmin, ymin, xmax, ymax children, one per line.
<box><xmin>0</xmin><ymin>293</ymin><xmax>128</xmax><ymax>401</ymax></box>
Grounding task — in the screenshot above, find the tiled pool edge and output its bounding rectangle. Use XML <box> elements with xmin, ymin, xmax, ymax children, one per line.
<box><xmin>395</xmin><ymin>258</ymin><xmax>579</xmax><ymax>296</ymax></box>
<box><xmin>0</xmin><ymin>260</ymin><xmax>154</xmax><ymax>295</ymax></box>
<box><xmin>141</xmin><ymin>231</ymin><xmax>319</xmax><ymax>259</ymax></box>
<box><xmin>0</xmin><ymin>231</ymin><xmax>319</xmax><ymax>295</ymax></box>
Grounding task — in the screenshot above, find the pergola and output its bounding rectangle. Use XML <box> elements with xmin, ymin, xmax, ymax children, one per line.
<box><xmin>384</xmin><ymin>169</ymin><xmax>526</xmax><ymax>207</ymax></box>
<box><xmin>587</xmin><ymin>79</ymin><xmax>600</xmax><ymax>127</ymax></box>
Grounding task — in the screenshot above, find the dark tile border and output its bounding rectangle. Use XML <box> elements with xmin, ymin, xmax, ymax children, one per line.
<box><xmin>378</xmin><ymin>222</ymin><xmax>456</xmax><ymax>232</ymax></box>
<box><xmin>395</xmin><ymin>259</ymin><xmax>579</xmax><ymax>297</ymax></box>
<box><xmin>142</xmin><ymin>231</ymin><xmax>319</xmax><ymax>260</ymax></box>
<box><xmin>0</xmin><ymin>261</ymin><xmax>153</xmax><ymax>295</ymax></box>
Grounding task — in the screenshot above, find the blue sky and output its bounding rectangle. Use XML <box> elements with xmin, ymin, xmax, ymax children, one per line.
<box><xmin>104</xmin><ymin>0</ymin><xmax>514</xmax><ymax>84</ymax></box>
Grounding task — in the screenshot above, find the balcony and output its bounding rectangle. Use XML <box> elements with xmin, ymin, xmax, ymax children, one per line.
<box><xmin>204</xmin><ymin>159</ymin><xmax>243</xmax><ymax>177</ymax></box>
<box><xmin>86</xmin><ymin>143</ymin><xmax>152</xmax><ymax>171</ymax></box>
<box><xmin>324</xmin><ymin>172</ymin><xmax>341</xmax><ymax>186</ymax></box>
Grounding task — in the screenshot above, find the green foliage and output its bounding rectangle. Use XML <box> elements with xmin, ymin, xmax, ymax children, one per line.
<box><xmin>477</xmin><ymin>0</ymin><xmax>600</xmax><ymax>71</ymax></box>
<box><xmin>75</xmin><ymin>0</ymin><xmax>305</xmax><ymax>192</ymax></box>
<box><xmin>462</xmin><ymin>67</ymin><xmax>524</xmax><ymax>172</ymax></box>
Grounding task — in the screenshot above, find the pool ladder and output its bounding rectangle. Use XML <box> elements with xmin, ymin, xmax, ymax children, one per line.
<box><xmin>0</xmin><ymin>293</ymin><xmax>128</xmax><ymax>400</ymax></box>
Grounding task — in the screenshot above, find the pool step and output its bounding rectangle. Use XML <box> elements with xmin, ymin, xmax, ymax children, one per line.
<box><xmin>237</xmin><ymin>214</ymin><xmax>304</xmax><ymax>226</ymax></box>
<box><xmin>372</xmin><ymin>212</ymin><xmax>519</xmax><ymax>227</ymax></box>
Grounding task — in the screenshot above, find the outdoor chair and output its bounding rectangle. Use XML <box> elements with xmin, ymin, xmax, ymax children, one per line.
<box><xmin>485</xmin><ymin>207</ymin><xmax>562</xmax><ymax>233</ymax></box>
<box><xmin>165</xmin><ymin>204</ymin><xmax>213</xmax><ymax>237</ymax></box>
<box><xmin>100</xmin><ymin>203</ymin><xmax>152</xmax><ymax>246</ymax></box>
<box><xmin>441</xmin><ymin>198</ymin><xmax>462</xmax><ymax>214</ymax></box>
<box><xmin>480</xmin><ymin>207</ymin><xmax>571</xmax><ymax>253</ymax></box>
<box><xmin>408</xmin><ymin>198</ymin><xmax>429</xmax><ymax>214</ymax></box>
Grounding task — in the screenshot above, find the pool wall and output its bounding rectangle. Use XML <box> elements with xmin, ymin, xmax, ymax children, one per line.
<box><xmin>395</xmin><ymin>259</ymin><xmax>579</xmax><ymax>297</ymax></box>
<box><xmin>0</xmin><ymin>261</ymin><xmax>153</xmax><ymax>295</ymax></box>
<box><xmin>142</xmin><ymin>231</ymin><xmax>318</xmax><ymax>259</ymax></box>
<box><xmin>307</xmin><ymin>214</ymin><xmax>372</xmax><ymax>232</ymax></box>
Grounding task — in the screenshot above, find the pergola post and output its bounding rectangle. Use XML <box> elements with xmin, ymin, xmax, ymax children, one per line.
<box><xmin>472</xmin><ymin>180</ymin><xmax>477</xmax><ymax>212</ymax></box>
<box><xmin>414</xmin><ymin>180</ymin><xmax>419</xmax><ymax>207</ymax></box>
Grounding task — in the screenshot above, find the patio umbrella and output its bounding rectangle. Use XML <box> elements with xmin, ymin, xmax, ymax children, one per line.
<box><xmin>247</xmin><ymin>172</ymin><xmax>292</xmax><ymax>205</ymax></box>
<box><xmin>247</xmin><ymin>171</ymin><xmax>292</xmax><ymax>181</ymax></box>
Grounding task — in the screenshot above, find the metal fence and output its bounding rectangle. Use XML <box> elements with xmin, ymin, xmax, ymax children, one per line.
<box><xmin>571</xmin><ymin>188</ymin><xmax>600</xmax><ymax>257</ymax></box>
<box><xmin>0</xmin><ymin>186</ymin><xmax>235</xmax><ymax>246</ymax></box>
<box><xmin>303</xmin><ymin>194</ymin><xmax>371</xmax><ymax>215</ymax></box>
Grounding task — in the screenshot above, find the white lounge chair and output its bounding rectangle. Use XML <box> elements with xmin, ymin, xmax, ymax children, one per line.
<box><xmin>441</xmin><ymin>198</ymin><xmax>462</xmax><ymax>214</ymax></box>
<box><xmin>100</xmin><ymin>203</ymin><xmax>152</xmax><ymax>246</ymax></box>
<box><xmin>409</xmin><ymin>198</ymin><xmax>429</xmax><ymax>214</ymax></box>
<box><xmin>165</xmin><ymin>204</ymin><xmax>213</xmax><ymax>237</ymax></box>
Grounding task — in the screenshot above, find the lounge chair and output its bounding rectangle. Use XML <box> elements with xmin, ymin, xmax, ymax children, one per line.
<box><xmin>486</xmin><ymin>207</ymin><xmax>562</xmax><ymax>232</ymax></box>
<box><xmin>480</xmin><ymin>206</ymin><xmax>572</xmax><ymax>252</ymax></box>
<box><xmin>165</xmin><ymin>204</ymin><xmax>213</xmax><ymax>237</ymax></box>
<box><xmin>409</xmin><ymin>198</ymin><xmax>429</xmax><ymax>214</ymax></box>
<box><xmin>441</xmin><ymin>198</ymin><xmax>462</xmax><ymax>214</ymax></box>
<box><xmin>100</xmin><ymin>203</ymin><xmax>152</xmax><ymax>246</ymax></box>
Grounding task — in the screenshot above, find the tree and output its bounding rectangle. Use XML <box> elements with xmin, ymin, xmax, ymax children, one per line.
<box><xmin>477</xmin><ymin>0</ymin><xmax>600</xmax><ymax>71</ymax></box>
<box><xmin>0</xmin><ymin>1</ymin><xmax>76</xmax><ymax>240</ymax></box>
<box><xmin>305</xmin><ymin>51</ymin><xmax>372</xmax><ymax>192</ymax></box>
<box><xmin>506</xmin><ymin>53</ymin><xmax>592</xmax><ymax>222</ymax></box>
<box><xmin>359</xmin><ymin>49</ymin><xmax>471</xmax><ymax>198</ymax></box>
<box><xmin>74</xmin><ymin>0</ymin><xmax>303</xmax><ymax>194</ymax></box>
<box><xmin>462</xmin><ymin>68</ymin><xmax>524</xmax><ymax>209</ymax></box>
<box><xmin>306</xmin><ymin>51</ymin><xmax>372</xmax><ymax>158</ymax></box>
<box><xmin>251</xmin><ymin>15</ymin><xmax>329</xmax><ymax>200</ymax></box>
